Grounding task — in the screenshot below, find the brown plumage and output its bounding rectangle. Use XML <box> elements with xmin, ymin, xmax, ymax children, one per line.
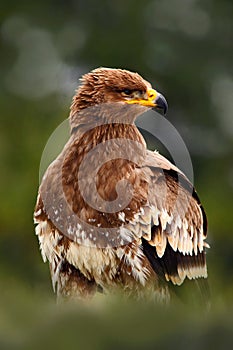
<box><xmin>34</xmin><ymin>67</ymin><xmax>209</xmax><ymax>301</ymax></box>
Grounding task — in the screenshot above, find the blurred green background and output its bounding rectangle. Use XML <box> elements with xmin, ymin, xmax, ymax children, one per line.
<box><xmin>1</xmin><ymin>0</ymin><xmax>233</xmax><ymax>348</ymax></box>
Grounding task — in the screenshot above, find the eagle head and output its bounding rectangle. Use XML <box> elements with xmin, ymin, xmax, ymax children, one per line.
<box><xmin>71</xmin><ymin>68</ymin><xmax>168</xmax><ymax>118</ymax></box>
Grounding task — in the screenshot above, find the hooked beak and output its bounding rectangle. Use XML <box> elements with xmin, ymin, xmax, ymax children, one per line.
<box><xmin>147</xmin><ymin>88</ymin><xmax>168</xmax><ymax>116</ymax></box>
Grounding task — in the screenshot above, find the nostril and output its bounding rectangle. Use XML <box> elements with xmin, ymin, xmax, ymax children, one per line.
<box><xmin>147</xmin><ymin>88</ymin><xmax>157</xmax><ymax>100</ymax></box>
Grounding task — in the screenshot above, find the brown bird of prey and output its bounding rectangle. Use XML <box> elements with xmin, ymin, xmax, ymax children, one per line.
<box><xmin>34</xmin><ymin>68</ymin><xmax>209</xmax><ymax>301</ymax></box>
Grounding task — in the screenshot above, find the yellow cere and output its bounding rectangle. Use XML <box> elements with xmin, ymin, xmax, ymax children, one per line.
<box><xmin>126</xmin><ymin>88</ymin><xmax>158</xmax><ymax>107</ymax></box>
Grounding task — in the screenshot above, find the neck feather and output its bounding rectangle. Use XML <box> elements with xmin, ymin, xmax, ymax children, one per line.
<box><xmin>71</xmin><ymin>123</ymin><xmax>146</xmax><ymax>149</ymax></box>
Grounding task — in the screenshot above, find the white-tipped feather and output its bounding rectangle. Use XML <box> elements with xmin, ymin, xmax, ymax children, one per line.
<box><xmin>152</xmin><ymin>209</ymin><xmax>160</xmax><ymax>226</ymax></box>
<box><xmin>193</xmin><ymin>229</ymin><xmax>198</xmax><ymax>255</ymax></box>
<box><xmin>198</xmin><ymin>232</ymin><xmax>204</xmax><ymax>252</ymax></box>
<box><xmin>160</xmin><ymin>209</ymin><xmax>170</xmax><ymax>230</ymax></box>
<box><xmin>155</xmin><ymin>231</ymin><xmax>167</xmax><ymax>258</ymax></box>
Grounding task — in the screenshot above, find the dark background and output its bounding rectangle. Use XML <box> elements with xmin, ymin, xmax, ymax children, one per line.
<box><xmin>1</xmin><ymin>0</ymin><xmax>233</xmax><ymax>348</ymax></box>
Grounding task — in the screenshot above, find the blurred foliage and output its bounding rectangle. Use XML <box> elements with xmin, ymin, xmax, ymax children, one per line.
<box><xmin>1</xmin><ymin>0</ymin><xmax>233</xmax><ymax>347</ymax></box>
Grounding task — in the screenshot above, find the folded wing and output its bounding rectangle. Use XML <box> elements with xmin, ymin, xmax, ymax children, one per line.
<box><xmin>139</xmin><ymin>150</ymin><xmax>209</xmax><ymax>285</ymax></box>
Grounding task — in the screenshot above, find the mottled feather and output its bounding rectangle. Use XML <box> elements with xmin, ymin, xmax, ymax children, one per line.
<box><xmin>34</xmin><ymin>67</ymin><xmax>209</xmax><ymax>301</ymax></box>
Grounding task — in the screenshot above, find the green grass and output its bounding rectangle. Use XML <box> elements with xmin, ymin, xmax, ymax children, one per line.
<box><xmin>1</xmin><ymin>275</ymin><xmax>233</xmax><ymax>350</ymax></box>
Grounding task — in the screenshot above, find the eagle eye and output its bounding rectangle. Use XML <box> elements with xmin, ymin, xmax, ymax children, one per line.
<box><xmin>121</xmin><ymin>89</ymin><xmax>132</xmax><ymax>96</ymax></box>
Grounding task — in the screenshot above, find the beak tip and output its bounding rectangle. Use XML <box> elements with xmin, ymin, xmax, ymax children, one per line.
<box><xmin>154</xmin><ymin>93</ymin><xmax>168</xmax><ymax>116</ymax></box>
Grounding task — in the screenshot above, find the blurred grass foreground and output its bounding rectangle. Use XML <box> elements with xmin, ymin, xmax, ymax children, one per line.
<box><xmin>1</xmin><ymin>0</ymin><xmax>233</xmax><ymax>348</ymax></box>
<box><xmin>1</xmin><ymin>283</ymin><xmax>233</xmax><ymax>350</ymax></box>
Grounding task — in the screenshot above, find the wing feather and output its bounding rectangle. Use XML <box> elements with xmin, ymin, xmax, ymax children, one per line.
<box><xmin>138</xmin><ymin>150</ymin><xmax>209</xmax><ymax>285</ymax></box>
